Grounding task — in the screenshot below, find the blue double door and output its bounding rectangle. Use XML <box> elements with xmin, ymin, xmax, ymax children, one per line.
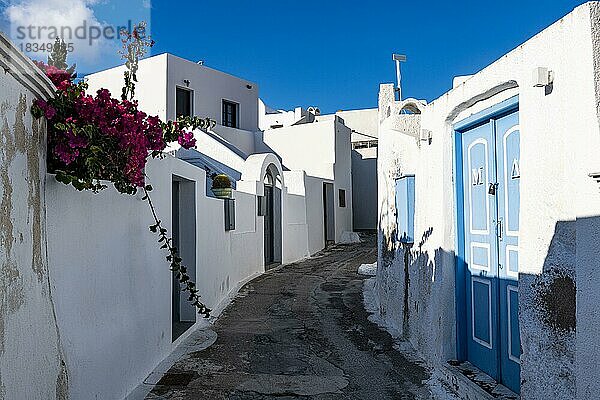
<box><xmin>459</xmin><ymin>109</ymin><xmax>521</xmax><ymax>393</ymax></box>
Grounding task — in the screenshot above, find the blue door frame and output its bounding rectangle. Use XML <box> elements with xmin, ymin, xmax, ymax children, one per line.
<box><xmin>453</xmin><ymin>96</ymin><xmax>520</xmax><ymax>392</ymax></box>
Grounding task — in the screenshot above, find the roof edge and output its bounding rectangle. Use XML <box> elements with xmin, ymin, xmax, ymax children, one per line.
<box><xmin>0</xmin><ymin>32</ymin><xmax>56</xmax><ymax>100</ymax></box>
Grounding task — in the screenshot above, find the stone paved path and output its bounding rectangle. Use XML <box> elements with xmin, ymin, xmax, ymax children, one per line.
<box><xmin>147</xmin><ymin>235</ymin><xmax>438</xmax><ymax>399</ymax></box>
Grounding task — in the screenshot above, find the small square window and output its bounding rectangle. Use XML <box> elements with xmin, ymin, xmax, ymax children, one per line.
<box><xmin>339</xmin><ymin>189</ymin><xmax>346</xmax><ymax>208</ymax></box>
<box><xmin>222</xmin><ymin>100</ymin><xmax>239</xmax><ymax>128</ymax></box>
<box><xmin>176</xmin><ymin>87</ymin><xmax>193</xmax><ymax>118</ymax></box>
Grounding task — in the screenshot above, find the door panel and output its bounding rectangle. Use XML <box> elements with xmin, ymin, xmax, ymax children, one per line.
<box><xmin>264</xmin><ymin>186</ymin><xmax>274</xmax><ymax>265</ymax></box>
<box><xmin>459</xmin><ymin>108</ymin><xmax>520</xmax><ymax>393</ymax></box>
<box><xmin>495</xmin><ymin>112</ymin><xmax>521</xmax><ymax>393</ymax></box>
<box><xmin>461</xmin><ymin>122</ymin><xmax>499</xmax><ymax>379</ymax></box>
<box><xmin>323</xmin><ymin>183</ymin><xmax>335</xmax><ymax>244</ymax></box>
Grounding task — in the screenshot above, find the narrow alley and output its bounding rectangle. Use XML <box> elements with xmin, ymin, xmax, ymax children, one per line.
<box><xmin>146</xmin><ymin>237</ymin><xmax>438</xmax><ymax>399</ymax></box>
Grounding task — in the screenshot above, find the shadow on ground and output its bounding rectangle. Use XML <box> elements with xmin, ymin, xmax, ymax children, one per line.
<box><xmin>147</xmin><ymin>235</ymin><xmax>435</xmax><ymax>399</ymax></box>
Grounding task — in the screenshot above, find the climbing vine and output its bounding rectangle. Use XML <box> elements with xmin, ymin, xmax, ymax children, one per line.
<box><xmin>32</xmin><ymin>24</ymin><xmax>211</xmax><ymax>317</ymax></box>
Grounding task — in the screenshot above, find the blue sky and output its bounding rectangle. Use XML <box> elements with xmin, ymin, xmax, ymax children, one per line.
<box><xmin>1</xmin><ymin>0</ymin><xmax>587</xmax><ymax>113</ymax></box>
<box><xmin>148</xmin><ymin>0</ymin><xmax>585</xmax><ymax>113</ymax></box>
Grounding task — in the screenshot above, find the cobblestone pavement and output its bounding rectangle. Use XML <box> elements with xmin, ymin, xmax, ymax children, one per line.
<box><xmin>146</xmin><ymin>235</ymin><xmax>437</xmax><ymax>399</ymax></box>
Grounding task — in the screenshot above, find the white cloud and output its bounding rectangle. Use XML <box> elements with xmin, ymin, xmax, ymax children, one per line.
<box><xmin>4</xmin><ymin>0</ymin><xmax>114</xmax><ymax>70</ymax></box>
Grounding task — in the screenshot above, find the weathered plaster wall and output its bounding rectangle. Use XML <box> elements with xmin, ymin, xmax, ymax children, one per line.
<box><xmin>576</xmin><ymin>3</ymin><xmax>600</xmax><ymax>399</ymax></box>
<box><xmin>376</xmin><ymin>88</ymin><xmax>421</xmax><ymax>337</ymax></box>
<box><xmin>377</xmin><ymin>3</ymin><xmax>600</xmax><ymax>398</ymax></box>
<box><xmin>0</xmin><ymin>35</ymin><xmax>67</xmax><ymax>399</ymax></box>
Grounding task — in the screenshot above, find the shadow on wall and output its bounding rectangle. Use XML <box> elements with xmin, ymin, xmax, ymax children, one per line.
<box><xmin>377</xmin><ymin>215</ymin><xmax>578</xmax><ymax>397</ymax></box>
<box><xmin>351</xmin><ymin>150</ymin><xmax>377</xmax><ymax>231</ymax></box>
<box><xmin>253</xmin><ymin>131</ymin><xmax>287</xmax><ymax>168</ymax></box>
<box><xmin>519</xmin><ymin>219</ymin><xmax>576</xmax><ymax>398</ymax></box>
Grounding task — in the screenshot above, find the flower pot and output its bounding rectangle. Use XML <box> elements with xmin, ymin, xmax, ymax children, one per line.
<box><xmin>212</xmin><ymin>187</ymin><xmax>232</xmax><ymax>199</ymax></box>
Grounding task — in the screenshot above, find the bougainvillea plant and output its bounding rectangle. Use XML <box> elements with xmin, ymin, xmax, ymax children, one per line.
<box><xmin>31</xmin><ymin>24</ymin><xmax>213</xmax><ymax>317</ymax></box>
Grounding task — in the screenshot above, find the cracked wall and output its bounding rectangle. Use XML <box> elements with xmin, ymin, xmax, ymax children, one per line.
<box><xmin>0</xmin><ymin>70</ymin><xmax>67</xmax><ymax>398</ymax></box>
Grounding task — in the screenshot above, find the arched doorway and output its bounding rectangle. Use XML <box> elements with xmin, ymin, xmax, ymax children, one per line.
<box><xmin>263</xmin><ymin>170</ymin><xmax>275</xmax><ymax>265</ymax></box>
<box><xmin>263</xmin><ymin>164</ymin><xmax>282</xmax><ymax>268</ymax></box>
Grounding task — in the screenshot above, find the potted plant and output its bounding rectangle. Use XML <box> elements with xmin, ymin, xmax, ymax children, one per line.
<box><xmin>211</xmin><ymin>174</ymin><xmax>232</xmax><ymax>198</ymax></box>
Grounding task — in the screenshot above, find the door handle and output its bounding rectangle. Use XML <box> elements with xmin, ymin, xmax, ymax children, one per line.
<box><xmin>497</xmin><ymin>218</ymin><xmax>503</xmax><ymax>241</ymax></box>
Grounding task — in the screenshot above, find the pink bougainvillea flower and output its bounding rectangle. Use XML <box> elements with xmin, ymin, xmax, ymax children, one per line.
<box><xmin>54</xmin><ymin>143</ymin><xmax>78</xmax><ymax>165</ymax></box>
<box><xmin>34</xmin><ymin>58</ymin><xmax>203</xmax><ymax>189</ymax></box>
<box><xmin>33</xmin><ymin>99</ymin><xmax>57</xmax><ymax>120</ymax></box>
<box><xmin>34</xmin><ymin>62</ymin><xmax>72</xmax><ymax>89</ymax></box>
<box><xmin>44</xmin><ymin>105</ymin><xmax>57</xmax><ymax>120</ymax></box>
<box><xmin>177</xmin><ymin>131</ymin><xmax>196</xmax><ymax>149</ymax></box>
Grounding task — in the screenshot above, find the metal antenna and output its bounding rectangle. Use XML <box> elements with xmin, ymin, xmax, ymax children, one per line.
<box><xmin>392</xmin><ymin>54</ymin><xmax>407</xmax><ymax>101</ymax></box>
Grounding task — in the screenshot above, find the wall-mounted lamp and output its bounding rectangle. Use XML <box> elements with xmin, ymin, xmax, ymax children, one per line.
<box><xmin>418</xmin><ymin>129</ymin><xmax>432</xmax><ymax>146</ymax></box>
<box><xmin>183</xmin><ymin>79</ymin><xmax>190</xmax><ymax>87</ymax></box>
<box><xmin>532</xmin><ymin>67</ymin><xmax>554</xmax><ymax>87</ymax></box>
<box><xmin>589</xmin><ymin>172</ymin><xmax>600</xmax><ymax>188</ymax></box>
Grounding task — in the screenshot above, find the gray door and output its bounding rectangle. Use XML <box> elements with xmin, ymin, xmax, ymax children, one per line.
<box><xmin>171</xmin><ymin>178</ymin><xmax>197</xmax><ymax>341</ymax></box>
<box><xmin>323</xmin><ymin>183</ymin><xmax>335</xmax><ymax>245</ymax></box>
<box><xmin>264</xmin><ymin>185</ymin><xmax>274</xmax><ymax>265</ymax></box>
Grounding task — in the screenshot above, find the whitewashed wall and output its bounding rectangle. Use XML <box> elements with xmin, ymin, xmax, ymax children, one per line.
<box><xmin>317</xmin><ymin>109</ymin><xmax>378</xmax><ymax>230</ymax></box>
<box><xmin>46</xmin><ymin>157</ymin><xmax>263</xmax><ymax>399</ymax></box>
<box><xmin>0</xmin><ymin>33</ymin><xmax>67</xmax><ymax>400</ymax></box>
<box><xmin>333</xmin><ymin>119</ymin><xmax>354</xmax><ymax>240</ymax></box>
<box><xmin>304</xmin><ymin>176</ymin><xmax>328</xmax><ymax>255</ymax></box>
<box><xmin>258</xmin><ymin>100</ymin><xmax>308</xmax><ymax>130</ymax></box>
<box><xmin>165</xmin><ymin>55</ymin><xmax>259</xmax><ymax>155</ymax></box>
<box><xmin>87</xmin><ymin>54</ymin><xmax>169</xmax><ymax>120</ymax></box>
<box><xmin>317</xmin><ymin>108</ymin><xmax>379</xmax><ymax>142</ymax></box>
<box><xmin>352</xmin><ymin>148</ymin><xmax>377</xmax><ymax>230</ymax></box>
<box><xmin>262</xmin><ymin>118</ymin><xmax>353</xmax><ymax>242</ymax></box>
<box><xmin>263</xmin><ymin>120</ymin><xmax>336</xmax><ymax>180</ymax></box>
<box><xmin>46</xmin><ymin>148</ymin><xmax>321</xmax><ymax>399</ymax></box>
<box><xmin>282</xmin><ymin>170</ymin><xmax>311</xmax><ymax>263</ymax></box>
<box><xmin>376</xmin><ymin>3</ymin><xmax>600</xmax><ymax>399</ymax></box>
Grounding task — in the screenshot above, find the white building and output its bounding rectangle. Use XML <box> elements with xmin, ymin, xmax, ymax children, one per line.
<box><xmin>259</xmin><ymin>103</ymin><xmax>379</xmax><ymax>232</ymax></box>
<box><xmin>0</xmin><ymin>44</ymin><xmax>361</xmax><ymax>399</ymax></box>
<box><xmin>317</xmin><ymin>109</ymin><xmax>379</xmax><ymax>231</ymax></box>
<box><xmin>86</xmin><ymin>54</ymin><xmax>356</xmax><ymax>251</ymax></box>
<box><xmin>45</xmin><ymin>52</ymin><xmax>360</xmax><ymax>399</ymax></box>
<box><xmin>87</xmin><ymin>53</ymin><xmax>259</xmax><ymax>156</ymax></box>
<box><xmin>258</xmin><ymin>116</ymin><xmax>354</xmax><ymax>246</ymax></box>
<box><xmin>258</xmin><ymin>100</ymin><xmax>320</xmax><ymax>130</ymax></box>
<box><xmin>375</xmin><ymin>3</ymin><xmax>600</xmax><ymax>399</ymax></box>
